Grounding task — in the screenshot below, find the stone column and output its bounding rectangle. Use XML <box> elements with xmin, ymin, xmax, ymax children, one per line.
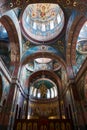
<box><xmin>0</xmin><ymin>64</ymin><xmax>20</xmax><ymax>130</ymax></box>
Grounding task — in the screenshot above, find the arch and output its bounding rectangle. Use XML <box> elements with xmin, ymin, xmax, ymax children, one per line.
<box><xmin>66</xmin><ymin>11</ymin><xmax>87</xmax><ymax>78</ymax></box>
<box><xmin>20</xmin><ymin>52</ymin><xmax>66</xmax><ymax>69</ymax></box>
<box><xmin>18</xmin><ymin>50</ymin><xmax>67</xmax><ymax>84</ymax></box>
<box><xmin>66</xmin><ymin>10</ymin><xmax>84</xmax><ymax>66</ymax></box>
<box><xmin>28</xmin><ymin>70</ymin><xmax>62</xmax><ymax>91</ymax></box>
<box><xmin>30</xmin><ymin>77</ymin><xmax>58</xmax><ymax>99</ymax></box>
<box><xmin>71</xmin><ymin>17</ymin><xmax>87</xmax><ymax>65</ymax></box>
<box><xmin>0</xmin><ymin>11</ymin><xmax>22</xmax><ymax>64</ymax></box>
<box><xmin>20</xmin><ymin>3</ymin><xmax>65</xmax><ymax>44</ymax></box>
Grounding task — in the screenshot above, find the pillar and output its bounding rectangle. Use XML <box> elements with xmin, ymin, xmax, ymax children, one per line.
<box><xmin>0</xmin><ymin>64</ymin><xmax>20</xmax><ymax>130</ymax></box>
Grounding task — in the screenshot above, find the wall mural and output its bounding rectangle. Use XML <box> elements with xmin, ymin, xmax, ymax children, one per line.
<box><xmin>29</xmin><ymin>78</ymin><xmax>58</xmax><ymax>99</ymax></box>
<box><xmin>0</xmin><ymin>72</ymin><xmax>10</xmax><ymax>108</ymax></box>
<box><xmin>0</xmin><ymin>23</ymin><xmax>10</xmax><ymax>69</ymax></box>
<box><xmin>20</xmin><ymin>66</ymin><xmax>31</xmax><ymax>94</ymax></box>
<box><xmin>74</xmin><ymin>21</ymin><xmax>87</xmax><ymax>75</ymax></box>
<box><xmin>74</xmin><ymin>49</ymin><xmax>87</xmax><ymax>75</ymax></box>
<box><xmin>28</xmin><ymin>101</ymin><xmax>59</xmax><ymax>118</ymax></box>
<box><xmin>25</xmin><ymin>58</ymin><xmax>61</xmax><ymax>72</ymax></box>
<box><xmin>22</xmin><ymin>45</ymin><xmax>59</xmax><ymax>62</ymax></box>
<box><xmin>21</xmin><ymin>3</ymin><xmax>65</xmax><ymax>42</ymax></box>
<box><xmin>61</xmin><ymin>67</ymin><xmax>68</xmax><ymax>91</ymax></box>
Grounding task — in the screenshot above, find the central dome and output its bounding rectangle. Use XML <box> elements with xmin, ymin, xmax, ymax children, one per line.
<box><xmin>21</xmin><ymin>3</ymin><xmax>65</xmax><ymax>43</ymax></box>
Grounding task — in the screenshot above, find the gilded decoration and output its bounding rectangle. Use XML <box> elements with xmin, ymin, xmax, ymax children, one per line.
<box><xmin>10</xmin><ymin>0</ymin><xmax>76</xmax><ymax>9</ymax></box>
<box><xmin>39</xmin><ymin>83</ymin><xmax>47</xmax><ymax>98</ymax></box>
<box><xmin>17</xmin><ymin>122</ymin><xmax>21</xmax><ymax>130</ymax></box>
<box><xmin>15</xmin><ymin>120</ymin><xmax>72</xmax><ymax>130</ymax></box>
<box><xmin>28</xmin><ymin>100</ymin><xmax>59</xmax><ymax>117</ymax></box>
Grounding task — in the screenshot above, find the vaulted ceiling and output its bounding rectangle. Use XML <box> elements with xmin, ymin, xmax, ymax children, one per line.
<box><xmin>0</xmin><ymin>0</ymin><xmax>87</xmax><ymax>78</ymax></box>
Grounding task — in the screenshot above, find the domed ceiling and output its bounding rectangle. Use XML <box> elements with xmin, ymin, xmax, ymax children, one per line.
<box><xmin>20</xmin><ymin>3</ymin><xmax>65</xmax><ymax>43</ymax></box>
<box><xmin>0</xmin><ymin>1</ymin><xmax>86</xmax><ymax>76</ymax></box>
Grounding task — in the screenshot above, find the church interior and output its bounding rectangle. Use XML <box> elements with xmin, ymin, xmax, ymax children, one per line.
<box><xmin>0</xmin><ymin>0</ymin><xmax>87</xmax><ymax>130</ymax></box>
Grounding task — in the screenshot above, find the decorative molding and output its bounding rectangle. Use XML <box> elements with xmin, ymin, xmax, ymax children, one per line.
<box><xmin>0</xmin><ymin>0</ymin><xmax>87</xmax><ymax>14</ymax></box>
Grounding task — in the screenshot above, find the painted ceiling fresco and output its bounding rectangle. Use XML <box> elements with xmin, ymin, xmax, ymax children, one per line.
<box><xmin>0</xmin><ymin>2</ymin><xmax>87</xmax><ymax>76</ymax></box>
<box><xmin>32</xmin><ymin>78</ymin><xmax>56</xmax><ymax>89</ymax></box>
<box><xmin>21</xmin><ymin>3</ymin><xmax>64</xmax><ymax>42</ymax></box>
<box><xmin>22</xmin><ymin>45</ymin><xmax>59</xmax><ymax>61</ymax></box>
<box><xmin>0</xmin><ymin>72</ymin><xmax>10</xmax><ymax>107</ymax></box>
<box><xmin>29</xmin><ymin>78</ymin><xmax>58</xmax><ymax>99</ymax></box>
<box><xmin>25</xmin><ymin>58</ymin><xmax>61</xmax><ymax>72</ymax></box>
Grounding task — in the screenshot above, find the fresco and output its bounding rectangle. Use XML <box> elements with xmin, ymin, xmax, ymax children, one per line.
<box><xmin>34</xmin><ymin>59</ymin><xmax>53</xmax><ymax>71</ymax></box>
<box><xmin>29</xmin><ymin>78</ymin><xmax>58</xmax><ymax>99</ymax></box>
<box><xmin>61</xmin><ymin>67</ymin><xmax>67</xmax><ymax>90</ymax></box>
<box><xmin>22</xmin><ymin>45</ymin><xmax>59</xmax><ymax>62</ymax></box>
<box><xmin>73</xmin><ymin>52</ymin><xmax>86</xmax><ymax>75</ymax></box>
<box><xmin>21</xmin><ymin>3</ymin><xmax>64</xmax><ymax>42</ymax></box>
<box><xmin>28</xmin><ymin>100</ymin><xmax>59</xmax><ymax>117</ymax></box>
<box><xmin>76</xmin><ymin>40</ymin><xmax>87</xmax><ymax>54</ymax></box>
<box><xmin>75</xmin><ymin>38</ymin><xmax>87</xmax><ymax>74</ymax></box>
<box><xmin>0</xmin><ymin>72</ymin><xmax>10</xmax><ymax>107</ymax></box>
<box><xmin>74</xmin><ymin>20</ymin><xmax>87</xmax><ymax>75</ymax></box>
<box><xmin>0</xmin><ymin>23</ymin><xmax>10</xmax><ymax>69</ymax></box>
<box><xmin>25</xmin><ymin>58</ymin><xmax>61</xmax><ymax>72</ymax></box>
